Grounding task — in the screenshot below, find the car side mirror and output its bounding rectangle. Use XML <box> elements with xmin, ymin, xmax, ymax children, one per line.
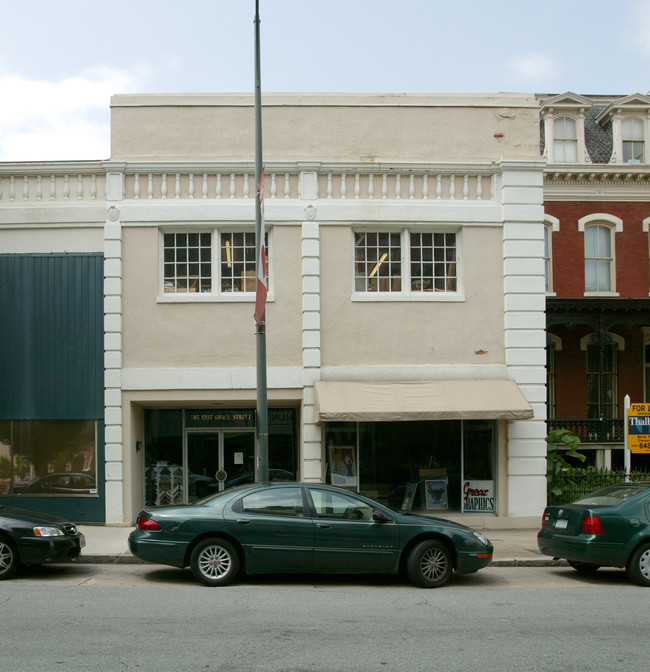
<box><xmin>372</xmin><ymin>509</ymin><xmax>392</xmax><ymax>524</ymax></box>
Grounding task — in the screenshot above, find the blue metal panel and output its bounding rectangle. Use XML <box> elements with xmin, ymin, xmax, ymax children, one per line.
<box><xmin>0</xmin><ymin>254</ymin><xmax>105</xmax><ymax>522</ymax></box>
<box><xmin>0</xmin><ymin>254</ymin><xmax>104</xmax><ymax>419</ymax></box>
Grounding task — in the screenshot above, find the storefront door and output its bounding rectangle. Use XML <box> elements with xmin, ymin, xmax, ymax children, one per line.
<box><xmin>187</xmin><ymin>431</ymin><xmax>255</xmax><ymax>502</ymax></box>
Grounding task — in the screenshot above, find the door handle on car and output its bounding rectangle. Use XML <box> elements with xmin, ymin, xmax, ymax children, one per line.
<box><xmin>236</xmin><ymin>519</ymin><xmax>252</xmax><ymax>525</ymax></box>
<box><xmin>316</xmin><ymin>523</ymin><xmax>331</xmax><ymax>529</ymax></box>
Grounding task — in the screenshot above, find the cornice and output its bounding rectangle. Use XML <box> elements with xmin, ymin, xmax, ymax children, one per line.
<box><xmin>544</xmin><ymin>165</ymin><xmax>650</xmax><ymax>201</ymax></box>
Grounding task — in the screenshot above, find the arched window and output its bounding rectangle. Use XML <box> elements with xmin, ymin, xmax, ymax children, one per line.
<box><xmin>584</xmin><ymin>224</ymin><xmax>613</xmax><ymax>292</ymax></box>
<box><xmin>543</xmin><ymin>215</ymin><xmax>559</xmax><ymax>293</ymax></box>
<box><xmin>622</xmin><ymin>117</ymin><xmax>645</xmax><ymax>163</ymax></box>
<box><xmin>553</xmin><ymin>116</ymin><xmax>578</xmax><ymax>162</ymax></box>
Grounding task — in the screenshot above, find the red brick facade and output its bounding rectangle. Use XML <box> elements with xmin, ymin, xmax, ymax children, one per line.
<box><xmin>545</xmin><ymin>201</ymin><xmax>650</xmax><ymax>299</ymax></box>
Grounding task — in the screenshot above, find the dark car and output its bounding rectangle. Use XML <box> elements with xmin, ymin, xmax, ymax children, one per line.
<box><xmin>0</xmin><ymin>505</ymin><xmax>85</xmax><ymax>580</ymax></box>
<box><xmin>129</xmin><ymin>482</ymin><xmax>493</xmax><ymax>588</ymax></box>
<box><xmin>13</xmin><ymin>472</ymin><xmax>96</xmax><ymax>495</ymax></box>
<box><xmin>537</xmin><ymin>481</ymin><xmax>650</xmax><ymax>586</ymax></box>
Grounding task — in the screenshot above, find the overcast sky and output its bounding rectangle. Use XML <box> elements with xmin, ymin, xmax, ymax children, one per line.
<box><xmin>1</xmin><ymin>0</ymin><xmax>649</xmax><ymax>162</ymax></box>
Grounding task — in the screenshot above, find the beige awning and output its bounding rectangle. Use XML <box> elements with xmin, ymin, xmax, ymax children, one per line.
<box><xmin>313</xmin><ymin>380</ymin><xmax>534</xmax><ymax>423</ymax></box>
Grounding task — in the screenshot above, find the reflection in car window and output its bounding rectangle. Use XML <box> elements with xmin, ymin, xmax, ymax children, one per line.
<box><xmin>309</xmin><ymin>489</ymin><xmax>373</xmax><ymax>520</ymax></box>
<box><xmin>572</xmin><ymin>484</ymin><xmax>650</xmax><ymax>507</ymax></box>
<box><xmin>240</xmin><ymin>488</ymin><xmax>304</xmax><ymax>517</ymax></box>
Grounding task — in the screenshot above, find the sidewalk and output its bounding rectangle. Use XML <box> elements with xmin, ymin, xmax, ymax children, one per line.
<box><xmin>75</xmin><ymin>525</ymin><xmax>563</xmax><ymax>567</ymax></box>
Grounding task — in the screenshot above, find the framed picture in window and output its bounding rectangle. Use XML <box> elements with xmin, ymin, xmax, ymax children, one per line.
<box><xmin>328</xmin><ymin>445</ymin><xmax>357</xmax><ymax>487</ymax></box>
<box><xmin>424</xmin><ymin>478</ymin><xmax>448</xmax><ymax>510</ymax></box>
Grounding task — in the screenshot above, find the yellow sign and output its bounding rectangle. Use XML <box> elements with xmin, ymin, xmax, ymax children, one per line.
<box><xmin>627</xmin><ymin>403</ymin><xmax>650</xmax><ymax>454</ymax></box>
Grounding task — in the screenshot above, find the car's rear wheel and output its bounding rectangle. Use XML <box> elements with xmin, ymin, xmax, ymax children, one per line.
<box><xmin>0</xmin><ymin>537</ymin><xmax>18</xmax><ymax>581</ymax></box>
<box><xmin>567</xmin><ymin>560</ymin><xmax>600</xmax><ymax>575</ymax></box>
<box><xmin>626</xmin><ymin>542</ymin><xmax>650</xmax><ymax>587</ymax></box>
<box><xmin>190</xmin><ymin>538</ymin><xmax>239</xmax><ymax>587</ymax></box>
<box><xmin>406</xmin><ymin>539</ymin><xmax>453</xmax><ymax>588</ymax></box>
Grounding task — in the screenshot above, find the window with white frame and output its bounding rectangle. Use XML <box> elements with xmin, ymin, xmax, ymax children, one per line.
<box><xmin>622</xmin><ymin>117</ymin><xmax>645</xmax><ymax>163</ymax></box>
<box><xmin>354</xmin><ymin>229</ymin><xmax>457</xmax><ymax>295</ymax></box>
<box><xmin>553</xmin><ymin>116</ymin><xmax>578</xmax><ymax>162</ymax></box>
<box><xmin>544</xmin><ymin>223</ymin><xmax>552</xmax><ymax>292</ymax></box>
<box><xmin>162</xmin><ymin>229</ymin><xmax>267</xmax><ymax>296</ymax></box>
<box><xmin>584</xmin><ymin>224</ymin><xmax>613</xmax><ymax>293</ymax></box>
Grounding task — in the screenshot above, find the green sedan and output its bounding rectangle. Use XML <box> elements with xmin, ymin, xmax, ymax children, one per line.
<box><xmin>128</xmin><ymin>483</ymin><xmax>493</xmax><ymax>587</ymax></box>
<box><xmin>537</xmin><ymin>481</ymin><xmax>650</xmax><ymax>586</ymax></box>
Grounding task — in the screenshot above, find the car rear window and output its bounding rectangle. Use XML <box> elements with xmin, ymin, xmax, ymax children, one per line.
<box><xmin>572</xmin><ymin>484</ymin><xmax>649</xmax><ymax>507</ymax></box>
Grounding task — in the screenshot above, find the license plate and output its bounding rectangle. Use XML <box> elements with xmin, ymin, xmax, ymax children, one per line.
<box><xmin>79</xmin><ymin>533</ymin><xmax>86</xmax><ymax>548</ymax></box>
<box><xmin>554</xmin><ymin>519</ymin><xmax>568</xmax><ymax>529</ymax></box>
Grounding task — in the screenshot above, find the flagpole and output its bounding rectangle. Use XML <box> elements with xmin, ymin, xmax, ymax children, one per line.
<box><xmin>254</xmin><ymin>0</ymin><xmax>269</xmax><ymax>483</ymax></box>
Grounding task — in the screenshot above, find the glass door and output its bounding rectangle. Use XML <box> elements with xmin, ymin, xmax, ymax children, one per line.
<box><xmin>223</xmin><ymin>431</ymin><xmax>256</xmax><ymax>488</ymax></box>
<box><xmin>186</xmin><ymin>431</ymin><xmax>256</xmax><ymax>502</ymax></box>
<box><xmin>187</xmin><ymin>433</ymin><xmax>221</xmax><ymax>502</ymax></box>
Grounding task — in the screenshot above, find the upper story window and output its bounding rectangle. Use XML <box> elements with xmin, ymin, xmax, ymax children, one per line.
<box><xmin>354</xmin><ymin>229</ymin><xmax>458</xmax><ymax>298</ymax></box>
<box><xmin>161</xmin><ymin>228</ymin><xmax>268</xmax><ymax>299</ymax></box>
<box><xmin>543</xmin><ymin>215</ymin><xmax>559</xmax><ymax>294</ymax></box>
<box><xmin>622</xmin><ymin>117</ymin><xmax>645</xmax><ymax>163</ymax></box>
<box><xmin>553</xmin><ymin>116</ymin><xmax>578</xmax><ymax>162</ymax></box>
<box><xmin>544</xmin><ymin>224</ymin><xmax>552</xmax><ymax>292</ymax></box>
<box><xmin>584</xmin><ymin>224</ymin><xmax>613</xmax><ymax>293</ymax></box>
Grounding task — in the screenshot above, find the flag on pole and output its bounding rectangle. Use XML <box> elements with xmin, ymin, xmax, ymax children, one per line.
<box><xmin>254</xmin><ymin>169</ymin><xmax>267</xmax><ymax>327</ymax></box>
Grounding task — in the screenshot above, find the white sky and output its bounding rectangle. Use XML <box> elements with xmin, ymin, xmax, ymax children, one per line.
<box><xmin>1</xmin><ymin>0</ymin><xmax>649</xmax><ymax>162</ymax></box>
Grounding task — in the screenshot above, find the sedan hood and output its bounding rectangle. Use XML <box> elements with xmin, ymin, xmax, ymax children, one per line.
<box><xmin>396</xmin><ymin>511</ymin><xmax>476</xmax><ymax>531</ymax></box>
<box><xmin>0</xmin><ymin>505</ymin><xmax>73</xmax><ymax>526</ymax></box>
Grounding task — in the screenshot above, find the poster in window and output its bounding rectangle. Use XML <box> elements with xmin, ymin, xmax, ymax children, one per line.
<box><xmin>328</xmin><ymin>445</ymin><xmax>357</xmax><ymax>487</ymax></box>
<box><xmin>424</xmin><ymin>478</ymin><xmax>448</xmax><ymax>510</ymax></box>
<box><xmin>463</xmin><ymin>480</ymin><xmax>495</xmax><ymax>512</ymax></box>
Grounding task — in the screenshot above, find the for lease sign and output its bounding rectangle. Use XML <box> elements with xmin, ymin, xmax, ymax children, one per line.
<box><xmin>627</xmin><ymin>403</ymin><xmax>650</xmax><ymax>454</ymax></box>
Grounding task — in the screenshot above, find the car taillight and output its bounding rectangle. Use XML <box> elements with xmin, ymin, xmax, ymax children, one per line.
<box><xmin>580</xmin><ymin>515</ymin><xmax>603</xmax><ymax>535</ymax></box>
<box><xmin>138</xmin><ymin>517</ymin><xmax>162</xmax><ymax>531</ymax></box>
<box><xmin>542</xmin><ymin>513</ymin><xmax>549</xmax><ymax>530</ymax></box>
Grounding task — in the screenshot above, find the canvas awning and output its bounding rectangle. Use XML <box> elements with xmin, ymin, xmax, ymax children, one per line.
<box><xmin>313</xmin><ymin>380</ymin><xmax>534</xmax><ymax>423</ymax></box>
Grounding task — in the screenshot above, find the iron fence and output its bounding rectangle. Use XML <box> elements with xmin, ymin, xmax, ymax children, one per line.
<box><xmin>548</xmin><ymin>465</ymin><xmax>650</xmax><ymax>505</ymax></box>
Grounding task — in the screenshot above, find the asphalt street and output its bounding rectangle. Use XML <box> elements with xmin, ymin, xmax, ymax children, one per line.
<box><xmin>2</xmin><ymin>564</ymin><xmax>648</xmax><ymax>672</ymax></box>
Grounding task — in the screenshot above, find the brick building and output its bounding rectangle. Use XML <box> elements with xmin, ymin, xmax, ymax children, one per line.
<box><xmin>541</xmin><ymin>92</ymin><xmax>650</xmax><ymax>469</ymax></box>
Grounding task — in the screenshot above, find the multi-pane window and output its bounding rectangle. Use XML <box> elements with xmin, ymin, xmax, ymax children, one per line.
<box><xmin>163</xmin><ymin>232</ymin><xmax>212</xmax><ymax>293</ymax></box>
<box><xmin>354</xmin><ymin>230</ymin><xmax>457</xmax><ymax>295</ymax></box>
<box><xmin>354</xmin><ymin>232</ymin><xmax>401</xmax><ymax>292</ymax></box>
<box><xmin>553</xmin><ymin>116</ymin><xmax>578</xmax><ymax>162</ymax></box>
<box><xmin>220</xmin><ymin>232</ymin><xmax>257</xmax><ymax>292</ymax></box>
<box><xmin>587</xmin><ymin>343</ymin><xmax>617</xmax><ymax>419</ymax></box>
<box><xmin>584</xmin><ymin>224</ymin><xmax>613</xmax><ymax>292</ymax></box>
<box><xmin>410</xmin><ymin>232</ymin><xmax>457</xmax><ymax>292</ymax></box>
<box><xmin>162</xmin><ymin>230</ymin><xmax>267</xmax><ymax>296</ymax></box>
<box><xmin>622</xmin><ymin>117</ymin><xmax>644</xmax><ymax>163</ymax></box>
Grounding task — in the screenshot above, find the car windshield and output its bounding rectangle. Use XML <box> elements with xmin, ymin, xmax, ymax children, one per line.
<box><xmin>571</xmin><ymin>484</ymin><xmax>649</xmax><ymax>507</ymax></box>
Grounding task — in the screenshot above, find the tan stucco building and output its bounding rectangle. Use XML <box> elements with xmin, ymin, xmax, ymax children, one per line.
<box><xmin>1</xmin><ymin>93</ymin><xmax>547</xmax><ymax>526</ymax></box>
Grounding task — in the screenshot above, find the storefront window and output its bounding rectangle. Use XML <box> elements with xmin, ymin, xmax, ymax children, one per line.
<box><xmin>325</xmin><ymin>419</ymin><xmax>496</xmax><ymax>514</ymax></box>
<box><xmin>145</xmin><ymin>409</ymin><xmax>183</xmax><ymax>505</ymax></box>
<box><xmin>0</xmin><ymin>420</ymin><xmax>97</xmax><ymax>496</ymax></box>
<box><xmin>144</xmin><ymin>408</ymin><xmax>298</xmax><ymax>507</ymax></box>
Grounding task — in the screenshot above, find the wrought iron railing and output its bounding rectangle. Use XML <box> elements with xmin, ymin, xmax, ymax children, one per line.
<box><xmin>546</xmin><ymin>418</ymin><xmax>624</xmax><ymax>443</ymax></box>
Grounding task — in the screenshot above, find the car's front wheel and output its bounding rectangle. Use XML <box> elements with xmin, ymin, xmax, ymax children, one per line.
<box><xmin>567</xmin><ymin>560</ymin><xmax>600</xmax><ymax>575</ymax></box>
<box><xmin>189</xmin><ymin>538</ymin><xmax>239</xmax><ymax>587</ymax></box>
<box><xmin>626</xmin><ymin>542</ymin><xmax>650</xmax><ymax>587</ymax></box>
<box><xmin>0</xmin><ymin>537</ymin><xmax>18</xmax><ymax>581</ymax></box>
<box><xmin>406</xmin><ymin>539</ymin><xmax>453</xmax><ymax>588</ymax></box>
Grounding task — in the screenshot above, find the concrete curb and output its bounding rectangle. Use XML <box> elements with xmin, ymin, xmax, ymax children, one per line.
<box><xmin>74</xmin><ymin>554</ymin><xmax>565</xmax><ymax>567</ymax></box>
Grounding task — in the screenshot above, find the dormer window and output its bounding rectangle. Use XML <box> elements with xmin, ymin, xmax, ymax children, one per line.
<box><xmin>594</xmin><ymin>94</ymin><xmax>650</xmax><ymax>164</ymax></box>
<box><xmin>622</xmin><ymin>117</ymin><xmax>645</xmax><ymax>163</ymax></box>
<box><xmin>540</xmin><ymin>93</ymin><xmax>593</xmax><ymax>164</ymax></box>
<box><xmin>553</xmin><ymin>117</ymin><xmax>578</xmax><ymax>162</ymax></box>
